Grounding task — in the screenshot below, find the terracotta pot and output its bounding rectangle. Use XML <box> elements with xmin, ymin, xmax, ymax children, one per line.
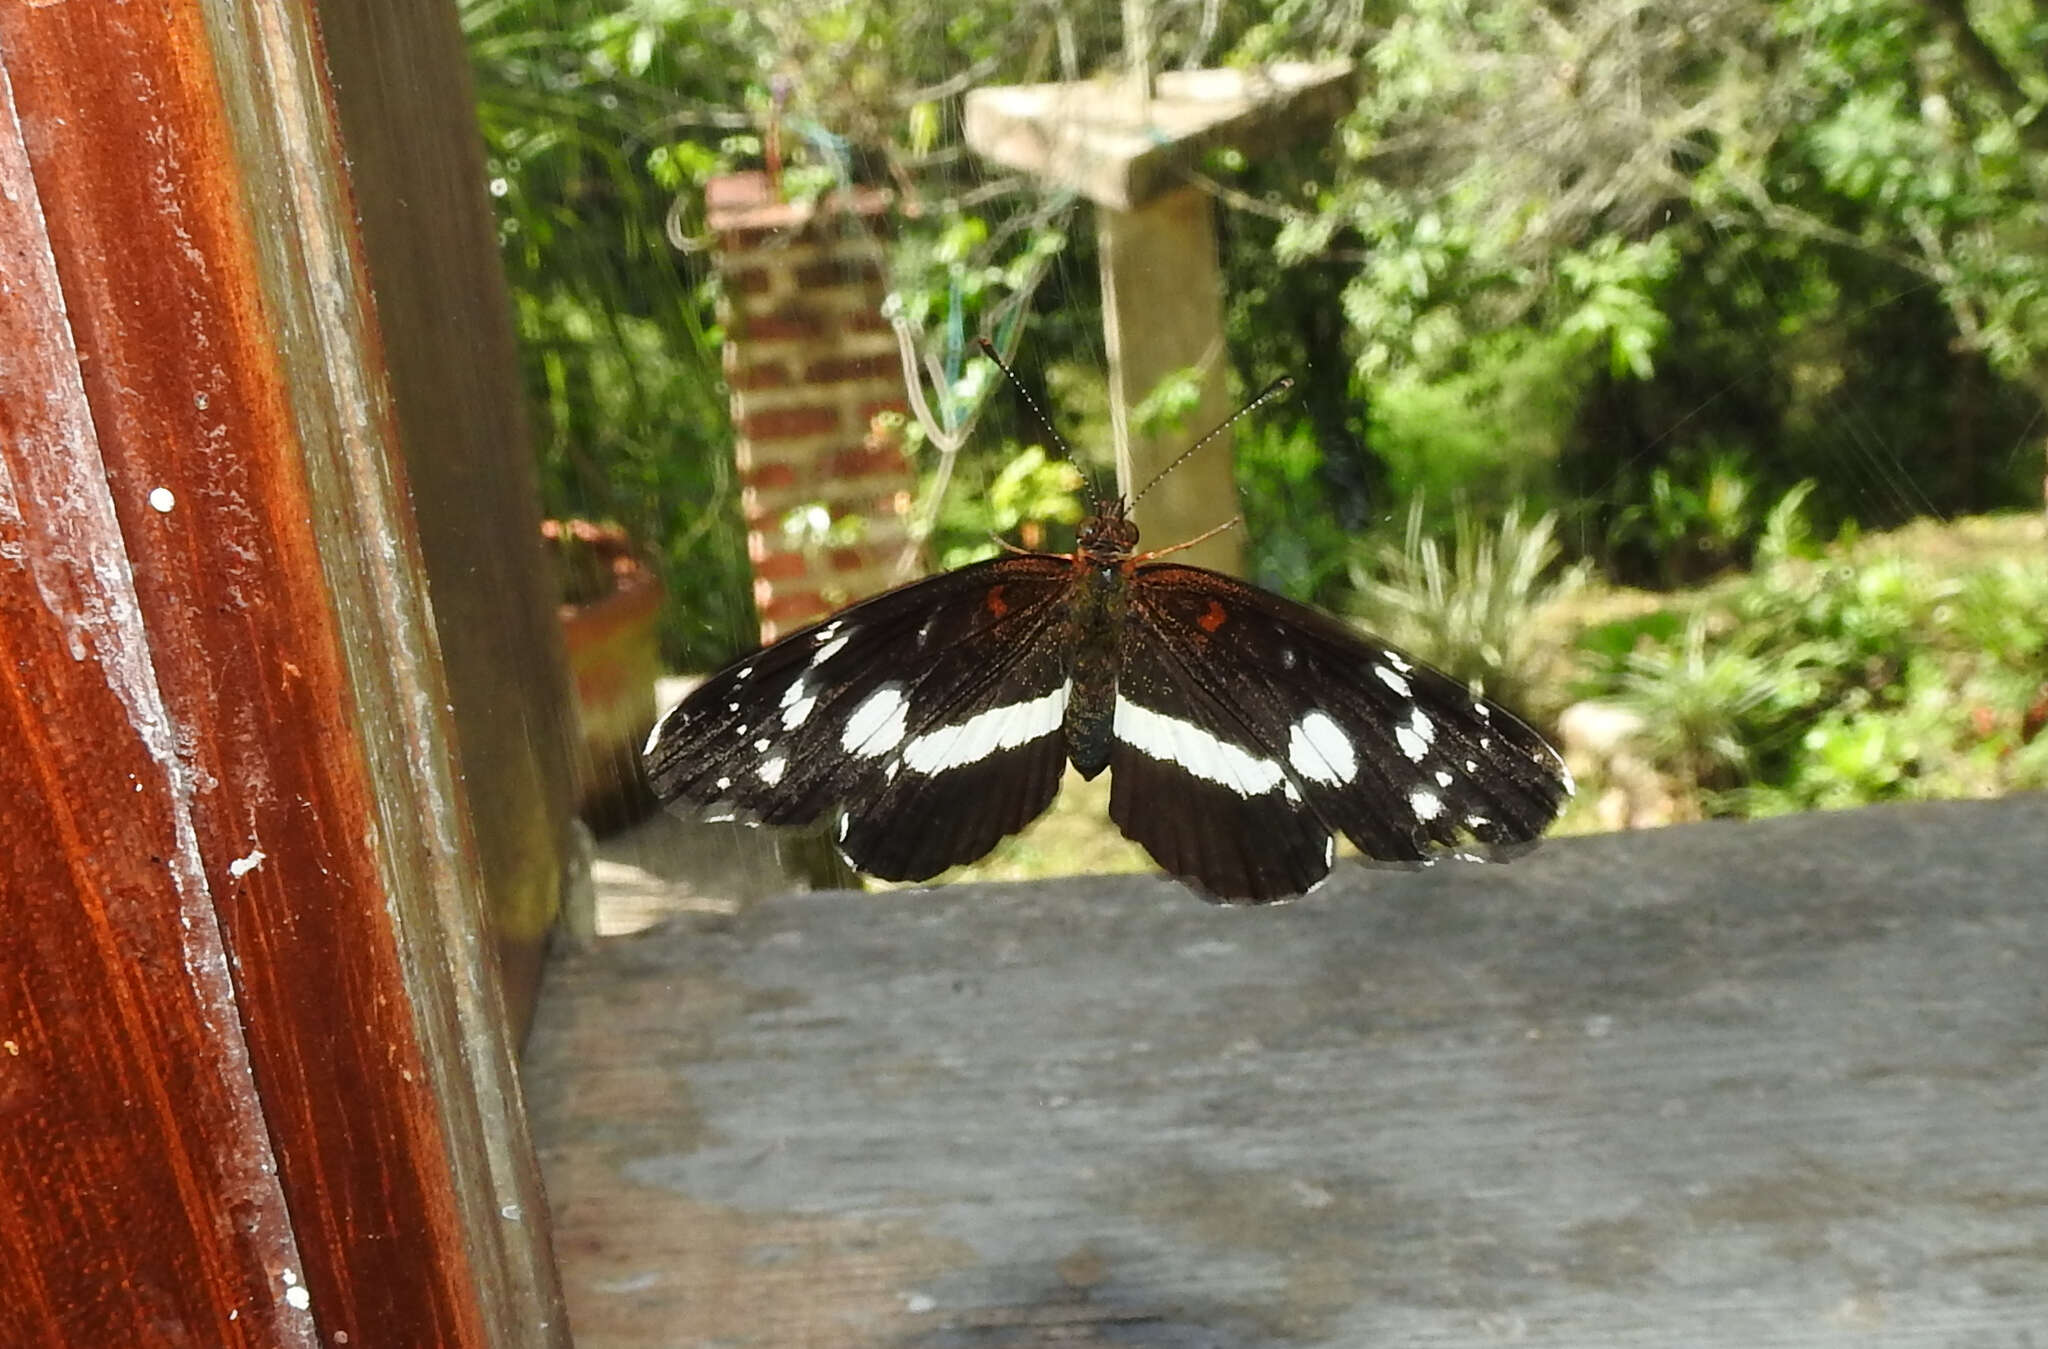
<box><xmin>546</xmin><ymin>520</ymin><xmax>664</xmax><ymax>831</ymax></box>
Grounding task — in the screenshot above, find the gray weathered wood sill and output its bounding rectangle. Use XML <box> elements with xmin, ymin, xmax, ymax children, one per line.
<box><xmin>528</xmin><ymin>795</ymin><xmax>2048</xmax><ymax>1347</ymax></box>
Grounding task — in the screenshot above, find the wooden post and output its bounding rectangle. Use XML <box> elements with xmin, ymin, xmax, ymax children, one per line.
<box><xmin>1099</xmin><ymin>184</ymin><xmax>1243</xmax><ymax>573</ymax></box>
<box><xmin>964</xmin><ymin>62</ymin><xmax>1354</xmax><ymax>576</ymax></box>
<box><xmin>0</xmin><ymin>2</ymin><xmax>566</xmax><ymax>1344</ymax></box>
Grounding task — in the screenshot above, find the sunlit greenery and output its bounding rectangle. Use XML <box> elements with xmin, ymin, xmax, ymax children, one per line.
<box><xmin>462</xmin><ymin>0</ymin><xmax>2048</xmax><ymax>840</ymax></box>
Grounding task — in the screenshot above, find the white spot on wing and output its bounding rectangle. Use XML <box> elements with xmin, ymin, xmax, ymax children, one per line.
<box><xmin>1374</xmin><ymin>665</ymin><xmax>1410</xmax><ymax>696</ymax></box>
<box><xmin>1113</xmin><ymin>697</ymin><xmax>1284</xmax><ymax>797</ymax></box>
<box><xmin>753</xmin><ymin>737</ymin><xmax>771</xmax><ymax>752</ymax></box>
<box><xmin>1385</xmin><ymin>652</ymin><xmax>1412</xmax><ymax>673</ymax></box>
<box><xmin>779</xmin><ymin>674</ymin><xmax>818</xmax><ymax>728</ymax></box>
<box><xmin>1410</xmin><ymin>788</ymin><xmax>1443</xmax><ymax>821</ymax></box>
<box><xmin>1396</xmin><ymin>725</ymin><xmax>1428</xmax><ymax>762</ymax></box>
<box><xmin>902</xmin><ymin>682</ymin><xmax>1069</xmax><ymax>774</ymax></box>
<box><xmin>1408</xmin><ymin>707</ymin><xmax>1436</xmax><ymax>746</ymax></box>
<box><xmin>843</xmin><ymin>685</ymin><xmax>909</xmax><ymax>756</ymax></box>
<box><xmin>759</xmin><ymin>754</ymin><xmax>787</xmax><ymax>786</ymax></box>
<box><xmin>715</xmin><ymin>776</ymin><xmax>731</xmax><ymax>790</ymax></box>
<box><xmin>1287</xmin><ymin>711</ymin><xmax>1357</xmax><ymax>784</ymax></box>
<box><xmin>1434</xmin><ymin>769</ymin><xmax>1453</xmax><ymax>787</ymax></box>
<box><xmin>812</xmin><ymin>633</ymin><xmax>851</xmax><ymax>666</ymax></box>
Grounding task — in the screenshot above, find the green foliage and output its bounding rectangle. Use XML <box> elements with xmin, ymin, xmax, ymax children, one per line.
<box><xmin>1605</xmin><ymin>449</ymin><xmax>1763</xmax><ymax>586</ymax></box>
<box><xmin>1587</xmin><ymin>508</ymin><xmax>2048</xmax><ymax>815</ymax></box>
<box><xmin>926</xmin><ymin>445</ymin><xmax>1085</xmax><ymax>570</ymax></box>
<box><xmin>1366</xmin><ymin>328</ymin><xmax>1587</xmax><ymax>523</ymax></box>
<box><xmin>1616</xmin><ymin>614</ymin><xmax>1817</xmax><ymax>793</ymax></box>
<box><xmin>464</xmin><ymin>0</ymin><xmax>2048</xmax><ymax>718</ymax></box>
<box><xmin>1234</xmin><ymin>414</ymin><xmax>1355</xmax><ymax>604</ymax></box>
<box><xmin>1130</xmin><ymin>366</ymin><xmax>1207</xmax><ymax>442</ymax></box>
<box><xmin>1350</xmin><ymin>499</ymin><xmax>1588</xmax><ymax>713</ymax></box>
<box><xmin>464</xmin><ymin>0</ymin><xmax>756</xmax><ymax>667</ymax></box>
<box><xmin>1229</xmin><ymin>0</ymin><xmax>2046</xmax><ymax>587</ymax></box>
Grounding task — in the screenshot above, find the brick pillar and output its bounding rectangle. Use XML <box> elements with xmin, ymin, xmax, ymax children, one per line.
<box><xmin>708</xmin><ymin>172</ymin><xmax>917</xmax><ymax>642</ymax></box>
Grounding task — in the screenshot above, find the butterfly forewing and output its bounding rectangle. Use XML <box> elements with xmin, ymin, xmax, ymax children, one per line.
<box><xmin>1122</xmin><ymin>563</ymin><xmax>1573</xmax><ymax>881</ymax></box>
<box><xmin>645</xmin><ymin>554</ymin><xmax>1075</xmax><ymax>878</ymax></box>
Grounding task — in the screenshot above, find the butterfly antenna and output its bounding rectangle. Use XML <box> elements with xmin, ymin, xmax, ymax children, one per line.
<box><xmin>1128</xmin><ymin>375</ymin><xmax>1295</xmax><ymax>507</ymax></box>
<box><xmin>977</xmin><ymin>337</ymin><xmax>1103</xmax><ymax>503</ymax></box>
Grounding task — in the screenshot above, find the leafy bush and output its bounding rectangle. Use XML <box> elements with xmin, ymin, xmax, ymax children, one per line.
<box><xmin>464</xmin><ymin>0</ymin><xmax>756</xmax><ymax>668</ymax></box>
<box><xmin>1585</xmin><ymin>508</ymin><xmax>2048</xmax><ymax>816</ymax></box>
<box><xmin>1614</xmin><ymin>613</ymin><xmax>1818</xmax><ymax>795</ymax></box>
<box><xmin>926</xmin><ymin>445</ymin><xmax>1085</xmax><ymax>570</ymax></box>
<box><xmin>1350</xmin><ymin>499</ymin><xmax>1588</xmax><ymax>714</ymax></box>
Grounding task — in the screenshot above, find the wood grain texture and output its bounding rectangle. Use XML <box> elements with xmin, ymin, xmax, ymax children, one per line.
<box><xmin>1</xmin><ymin>3</ymin><xmax>563</xmax><ymax>1343</ymax></box>
<box><xmin>0</xmin><ymin>58</ymin><xmax>317</xmax><ymax>1349</ymax></box>
<box><xmin>529</xmin><ymin>796</ymin><xmax>2048</xmax><ymax>1346</ymax></box>
<box><xmin>311</xmin><ymin>0</ymin><xmax>577</xmax><ymax>1042</ymax></box>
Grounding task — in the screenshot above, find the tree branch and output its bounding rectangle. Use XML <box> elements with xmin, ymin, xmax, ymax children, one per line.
<box><xmin>1915</xmin><ymin>0</ymin><xmax>2048</xmax><ymax>157</ymax></box>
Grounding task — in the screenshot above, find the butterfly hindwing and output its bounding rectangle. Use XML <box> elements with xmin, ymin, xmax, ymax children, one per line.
<box><xmin>1123</xmin><ymin>563</ymin><xmax>1573</xmax><ymax>881</ymax></box>
<box><xmin>644</xmin><ymin>554</ymin><xmax>1075</xmax><ymax>880</ymax></box>
<box><xmin>1105</xmin><ymin>621</ymin><xmax>1340</xmax><ymax>900</ymax></box>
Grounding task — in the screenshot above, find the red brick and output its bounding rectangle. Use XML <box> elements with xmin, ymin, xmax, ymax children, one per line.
<box><xmin>829</xmin><ymin>545</ymin><xmax>894</xmax><ymax>573</ymax></box>
<box><xmin>805</xmin><ymin>354</ymin><xmax>896</xmax><ymax>384</ymax></box>
<box><xmin>750</xmin><ymin>549</ymin><xmax>810</xmax><ymax>582</ymax></box>
<box><xmin>842</xmin><ymin>311</ymin><xmax>893</xmax><ymax>334</ymax></box>
<box><xmin>740</xmin><ymin>462</ymin><xmax>801</xmax><ymax>491</ymax></box>
<box><xmin>725</xmin><ymin>266</ymin><xmax>774</xmax><ymax>295</ymax></box>
<box><xmin>735</xmin><ymin>312</ymin><xmax>824</xmax><ymax>343</ymax></box>
<box><xmin>759</xmin><ymin>589</ymin><xmax>830</xmax><ymax>625</ymax></box>
<box><xmin>796</xmin><ymin>257</ymin><xmax>883</xmax><ymax>290</ymax></box>
<box><xmin>729</xmin><ymin>360</ymin><xmax>793</xmax><ymax>391</ymax></box>
<box><xmin>828</xmin><ymin>444</ymin><xmax>909</xmax><ymax>478</ymax></box>
<box><xmin>858</xmin><ymin>398</ymin><xmax>909</xmax><ymax>423</ymax></box>
<box><xmin>741</xmin><ymin>405</ymin><xmax>839</xmax><ymax>441</ymax></box>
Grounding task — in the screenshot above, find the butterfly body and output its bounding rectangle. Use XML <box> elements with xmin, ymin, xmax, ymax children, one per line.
<box><xmin>645</xmin><ymin>494</ymin><xmax>1571</xmax><ymax>903</ymax></box>
<box><xmin>1060</xmin><ymin>505</ymin><xmax>1139</xmax><ymax>779</ymax></box>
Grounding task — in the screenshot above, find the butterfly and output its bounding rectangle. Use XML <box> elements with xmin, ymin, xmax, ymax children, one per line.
<box><xmin>642</xmin><ymin>481</ymin><xmax>1573</xmax><ymax>903</ymax></box>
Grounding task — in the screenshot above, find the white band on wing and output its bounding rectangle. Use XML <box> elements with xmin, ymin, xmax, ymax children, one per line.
<box><xmin>901</xmin><ymin>681</ymin><xmax>1070</xmax><ymax>775</ymax></box>
<box><xmin>1113</xmin><ymin>695</ymin><xmax>1285</xmax><ymax>797</ymax></box>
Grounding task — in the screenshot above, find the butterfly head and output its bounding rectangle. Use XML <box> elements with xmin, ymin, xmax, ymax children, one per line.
<box><xmin>1077</xmin><ymin>495</ymin><xmax>1140</xmax><ymax>564</ymax></box>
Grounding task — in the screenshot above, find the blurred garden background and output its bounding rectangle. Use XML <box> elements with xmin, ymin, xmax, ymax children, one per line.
<box><xmin>463</xmin><ymin>0</ymin><xmax>2048</xmax><ymax>875</ymax></box>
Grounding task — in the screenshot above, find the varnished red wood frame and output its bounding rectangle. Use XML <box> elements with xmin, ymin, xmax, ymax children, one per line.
<box><xmin>1</xmin><ymin>4</ymin><xmax>565</xmax><ymax>1344</ymax></box>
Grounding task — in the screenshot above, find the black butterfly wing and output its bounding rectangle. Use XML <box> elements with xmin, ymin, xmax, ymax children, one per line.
<box><xmin>1103</xmin><ymin>640</ymin><xmax>1340</xmax><ymax>901</ymax></box>
<box><xmin>1109</xmin><ymin>563</ymin><xmax>1572</xmax><ymax>902</ymax></box>
<box><xmin>644</xmin><ymin>554</ymin><xmax>1075</xmax><ymax>881</ymax></box>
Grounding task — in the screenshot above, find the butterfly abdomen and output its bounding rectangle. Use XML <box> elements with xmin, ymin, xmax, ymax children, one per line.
<box><xmin>1062</xmin><ymin>563</ymin><xmax>1127</xmax><ymax>779</ymax></box>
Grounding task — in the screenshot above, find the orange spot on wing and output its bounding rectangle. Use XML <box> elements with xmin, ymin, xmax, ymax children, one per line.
<box><xmin>1197</xmin><ymin>600</ymin><xmax>1228</xmax><ymax>633</ymax></box>
<box><xmin>986</xmin><ymin>585</ymin><xmax>1009</xmax><ymax>618</ymax></box>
